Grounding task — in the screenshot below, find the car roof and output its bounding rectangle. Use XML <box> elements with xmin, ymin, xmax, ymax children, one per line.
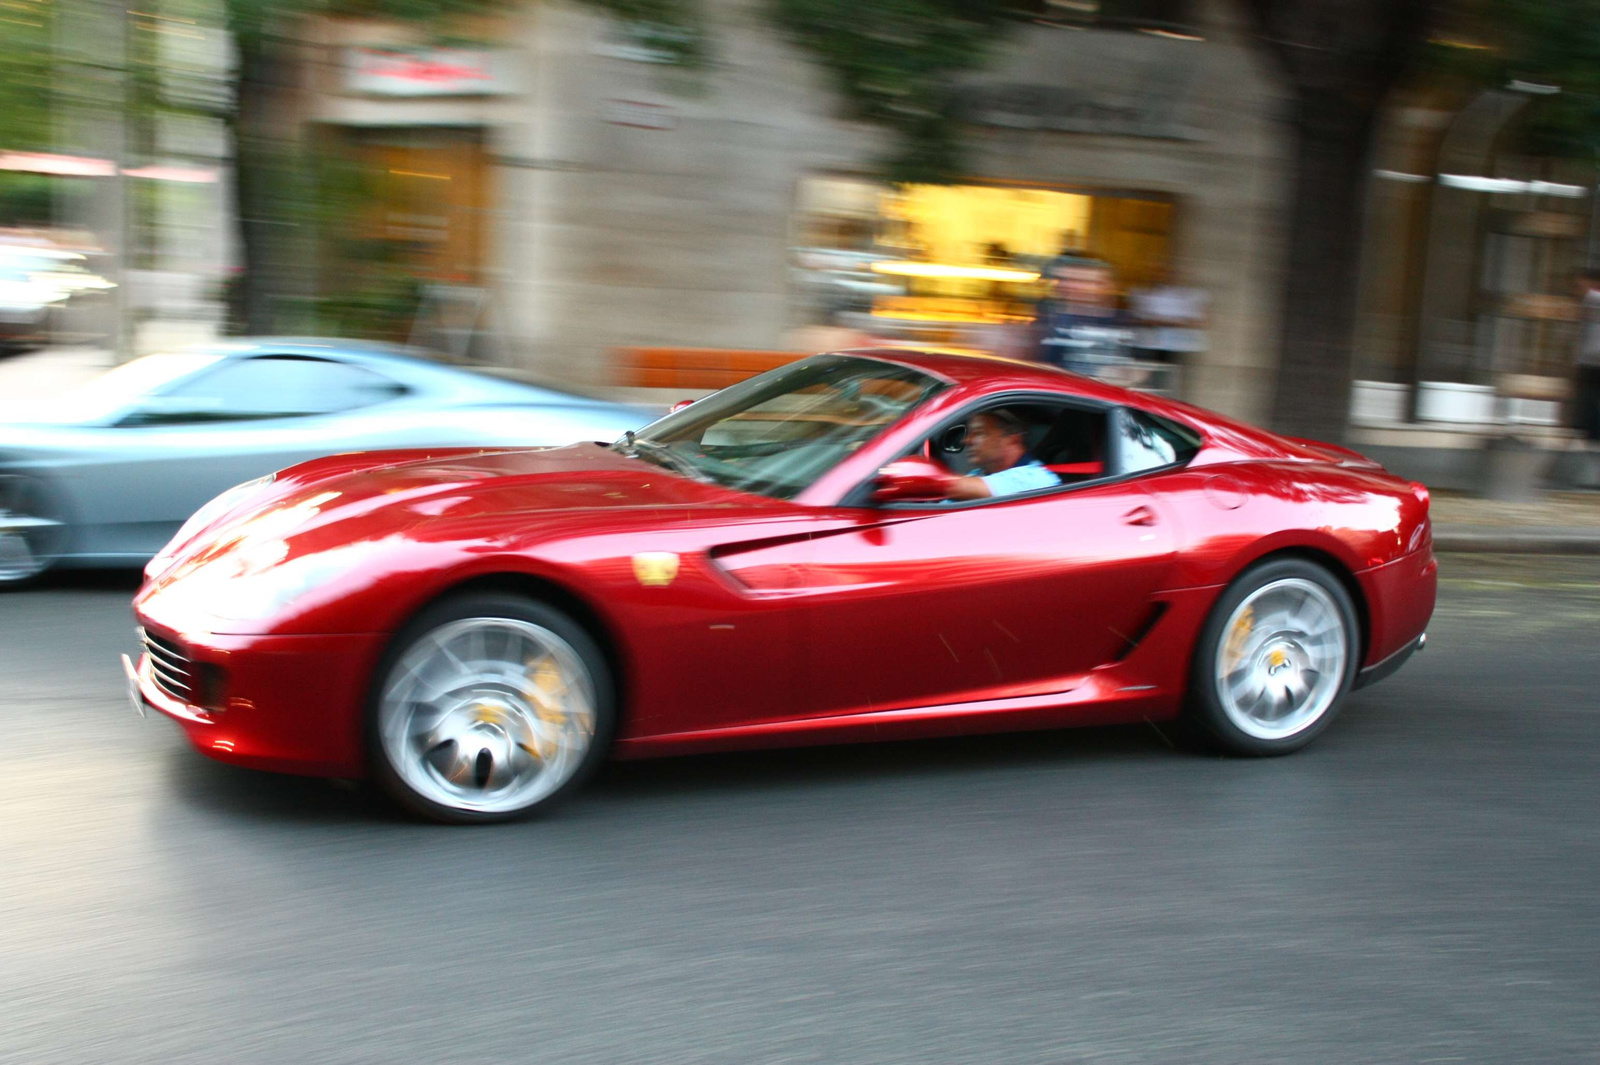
<box><xmin>827</xmin><ymin>347</ymin><xmax>1300</xmax><ymax>455</ymax></box>
<box><xmin>199</xmin><ymin>337</ymin><xmax>453</xmax><ymax>368</ymax></box>
<box><xmin>810</xmin><ymin>348</ymin><xmax>1337</xmax><ymax>477</ymax></box>
<box><xmin>827</xmin><ymin>347</ymin><xmax>1136</xmax><ymax>404</ymax></box>
<box><xmin>184</xmin><ymin>337</ymin><xmax>632</xmax><ymax>409</ymax></box>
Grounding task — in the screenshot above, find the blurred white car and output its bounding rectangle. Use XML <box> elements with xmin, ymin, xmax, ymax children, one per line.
<box><xmin>0</xmin><ymin>246</ymin><xmax>114</xmax><ymax>351</ymax></box>
<box><xmin>0</xmin><ymin>338</ymin><xmax>657</xmax><ymax>585</ymax></box>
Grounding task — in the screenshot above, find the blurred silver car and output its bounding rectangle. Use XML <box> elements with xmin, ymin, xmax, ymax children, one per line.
<box><xmin>0</xmin><ymin>339</ymin><xmax>656</xmax><ymax>586</ymax></box>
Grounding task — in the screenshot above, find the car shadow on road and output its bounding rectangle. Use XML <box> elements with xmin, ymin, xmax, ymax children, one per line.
<box><xmin>163</xmin><ymin>750</ymin><xmax>398</xmax><ymax>826</ymax></box>
<box><xmin>589</xmin><ymin>722</ymin><xmax>1179</xmax><ymax>802</ymax></box>
<box><xmin>163</xmin><ymin>721</ymin><xmax>1187</xmax><ymax>826</ymax></box>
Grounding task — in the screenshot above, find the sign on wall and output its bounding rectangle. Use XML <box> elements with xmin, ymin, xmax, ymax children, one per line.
<box><xmin>952</xmin><ymin>82</ymin><xmax>1196</xmax><ymax>140</ymax></box>
<box><xmin>345</xmin><ymin>47</ymin><xmax>518</xmax><ymax>97</ymax></box>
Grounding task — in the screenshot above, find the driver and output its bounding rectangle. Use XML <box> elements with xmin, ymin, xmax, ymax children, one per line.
<box><xmin>942</xmin><ymin>408</ymin><xmax>1059</xmax><ymax>501</ymax></box>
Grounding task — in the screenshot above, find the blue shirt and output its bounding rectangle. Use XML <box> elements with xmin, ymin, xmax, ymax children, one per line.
<box><xmin>980</xmin><ymin>458</ymin><xmax>1059</xmax><ymax>498</ymax></box>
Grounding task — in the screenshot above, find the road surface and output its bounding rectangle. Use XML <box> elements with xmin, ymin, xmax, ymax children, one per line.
<box><xmin>2</xmin><ymin>555</ymin><xmax>1596</xmax><ymax>1063</ymax></box>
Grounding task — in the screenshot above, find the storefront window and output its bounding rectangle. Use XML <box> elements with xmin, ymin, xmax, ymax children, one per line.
<box><xmin>791</xmin><ymin>174</ymin><xmax>1189</xmax><ymax>392</ymax></box>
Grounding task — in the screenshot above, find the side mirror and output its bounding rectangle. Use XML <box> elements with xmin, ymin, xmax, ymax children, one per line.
<box><xmin>872</xmin><ymin>458</ymin><xmax>953</xmax><ymax>503</ymax></box>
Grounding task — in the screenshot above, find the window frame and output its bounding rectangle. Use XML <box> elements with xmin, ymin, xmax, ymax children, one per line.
<box><xmin>843</xmin><ymin>390</ymin><xmax>1203</xmax><ymax>510</ymax></box>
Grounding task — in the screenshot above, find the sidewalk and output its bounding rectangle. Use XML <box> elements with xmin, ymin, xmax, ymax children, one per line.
<box><xmin>0</xmin><ymin>345</ymin><xmax>111</xmax><ymax>401</ymax></box>
<box><xmin>1430</xmin><ymin>490</ymin><xmax>1600</xmax><ymax>554</ymax></box>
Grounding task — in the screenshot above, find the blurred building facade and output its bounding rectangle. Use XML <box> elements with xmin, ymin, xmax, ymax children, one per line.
<box><xmin>6</xmin><ymin>0</ymin><xmax>238</xmax><ymax>352</ymax></box>
<box><xmin>1350</xmin><ymin>81</ymin><xmax>1597</xmax><ymax>485</ymax></box>
<box><xmin>16</xmin><ymin>0</ymin><xmax>1600</xmax><ymax>474</ymax></box>
<box><xmin>294</xmin><ymin>0</ymin><xmax>1289</xmax><ymax>421</ymax></box>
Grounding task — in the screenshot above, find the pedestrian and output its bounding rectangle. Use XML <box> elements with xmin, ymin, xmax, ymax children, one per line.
<box><xmin>1036</xmin><ymin>256</ymin><xmax>1125</xmax><ymax>373</ymax></box>
<box><xmin>1034</xmin><ymin>249</ymin><xmax>1131</xmax><ymax>378</ymax></box>
<box><xmin>1129</xmin><ymin>269</ymin><xmax>1207</xmax><ymax>393</ymax></box>
<box><xmin>1576</xmin><ymin>270</ymin><xmax>1600</xmax><ymax>448</ymax></box>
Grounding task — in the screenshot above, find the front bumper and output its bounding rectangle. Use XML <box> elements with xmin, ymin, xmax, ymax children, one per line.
<box><xmin>127</xmin><ymin>620</ymin><xmax>386</xmax><ymax>778</ymax></box>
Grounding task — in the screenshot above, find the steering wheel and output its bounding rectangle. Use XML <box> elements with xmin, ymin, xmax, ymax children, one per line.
<box><xmin>921</xmin><ymin>422</ymin><xmax>969</xmax><ymax>469</ymax></box>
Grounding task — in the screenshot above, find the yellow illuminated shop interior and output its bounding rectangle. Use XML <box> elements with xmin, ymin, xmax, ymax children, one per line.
<box><xmin>794</xmin><ymin>177</ymin><xmax>1173</xmax><ymax>339</ymax></box>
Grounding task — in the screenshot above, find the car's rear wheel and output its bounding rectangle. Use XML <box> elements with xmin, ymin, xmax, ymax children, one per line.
<box><xmin>1187</xmin><ymin>558</ymin><xmax>1359</xmax><ymax>755</ymax></box>
<box><xmin>370</xmin><ymin>594</ymin><xmax>614</xmax><ymax>823</ymax></box>
<box><xmin>0</xmin><ymin>474</ymin><xmax>66</xmax><ymax>589</ymax></box>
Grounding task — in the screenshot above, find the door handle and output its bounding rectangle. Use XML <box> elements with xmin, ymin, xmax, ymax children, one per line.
<box><xmin>1122</xmin><ymin>505</ymin><xmax>1156</xmax><ymax>527</ymax></box>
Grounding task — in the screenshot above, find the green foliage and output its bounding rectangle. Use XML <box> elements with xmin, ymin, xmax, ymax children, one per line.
<box><xmin>307</xmin><ymin>152</ymin><xmax>426</xmax><ymax>340</ymax></box>
<box><xmin>566</xmin><ymin>0</ymin><xmax>1011</xmax><ymax>179</ymax></box>
<box><xmin>0</xmin><ymin>174</ymin><xmax>64</xmax><ymax>226</ymax></box>
<box><xmin>1426</xmin><ymin>0</ymin><xmax>1600</xmax><ymax>158</ymax></box>
<box><xmin>222</xmin><ymin>0</ymin><xmax>511</xmax><ymax>333</ymax></box>
<box><xmin>310</xmin><ymin>265</ymin><xmax>425</xmax><ymax>340</ymax></box>
<box><xmin>770</xmin><ymin>0</ymin><xmax>1011</xmax><ymax>182</ymax></box>
<box><xmin>571</xmin><ymin>0</ymin><xmax>711</xmax><ymax>67</ymax></box>
<box><xmin>1498</xmin><ymin>0</ymin><xmax>1600</xmax><ymax>156</ymax></box>
<box><xmin>0</xmin><ymin>0</ymin><xmax>56</xmax><ymax>153</ymax></box>
<box><xmin>220</xmin><ymin>0</ymin><xmax>522</xmax><ymax>48</ymax></box>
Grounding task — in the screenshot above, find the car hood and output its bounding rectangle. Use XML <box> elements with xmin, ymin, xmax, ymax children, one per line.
<box><xmin>274</xmin><ymin>442</ymin><xmax>751</xmax><ymax>516</ymax></box>
<box><xmin>155</xmin><ymin>443</ymin><xmax>766</xmax><ymax>571</ymax></box>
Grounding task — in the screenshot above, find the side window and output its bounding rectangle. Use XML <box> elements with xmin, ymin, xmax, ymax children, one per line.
<box><xmin>1118</xmin><ymin>409</ymin><xmax>1201</xmax><ymax>474</ymax></box>
<box><xmin>121</xmin><ymin>356</ymin><xmax>406</xmax><ymax>425</ymax></box>
<box><xmin>915</xmin><ymin>400</ymin><xmax>1110</xmax><ymax>487</ymax></box>
<box><xmin>1028</xmin><ymin>404</ymin><xmax>1111</xmax><ymax>483</ymax></box>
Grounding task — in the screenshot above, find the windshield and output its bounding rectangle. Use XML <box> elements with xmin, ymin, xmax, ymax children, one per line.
<box><xmin>618</xmin><ymin>354</ymin><xmax>946</xmax><ymax>499</ymax></box>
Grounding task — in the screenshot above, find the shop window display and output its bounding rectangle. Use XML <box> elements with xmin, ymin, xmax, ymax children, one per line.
<box><xmin>791</xmin><ymin>175</ymin><xmax>1189</xmax><ymax>394</ymax></box>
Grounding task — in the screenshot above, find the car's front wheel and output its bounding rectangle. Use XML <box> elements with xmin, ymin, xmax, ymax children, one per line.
<box><xmin>370</xmin><ymin>593</ymin><xmax>614</xmax><ymax>823</ymax></box>
<box><xmin>1187</xmin><ymin>558</ymin><xmax>1359</xmax><ymax>755</ymax></box>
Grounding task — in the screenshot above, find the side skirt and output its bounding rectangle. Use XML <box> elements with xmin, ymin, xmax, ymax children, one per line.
<box><xmin>1353</xmin><ymin>632</ymin><xmax>1425</xmax><ymax>691</ymax></box>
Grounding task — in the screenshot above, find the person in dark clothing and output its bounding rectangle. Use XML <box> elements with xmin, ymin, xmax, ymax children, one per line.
<box><xmin>1576</xmin><ymin>269</ymin><xmax>1600</xmax><ymax>443</ymax></box>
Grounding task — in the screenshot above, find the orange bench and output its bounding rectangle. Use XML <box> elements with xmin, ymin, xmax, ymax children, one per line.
<box><xmin>613</xmin><ymin>347</ymin><xmax>811</xmax><ymax>391</ymax></box>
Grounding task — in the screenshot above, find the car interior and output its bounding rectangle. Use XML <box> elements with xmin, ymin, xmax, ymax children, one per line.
<box><xmin>922</xmin><ymin>401</ymin><xmax>1110</xmax><ymax>486</ymax></box>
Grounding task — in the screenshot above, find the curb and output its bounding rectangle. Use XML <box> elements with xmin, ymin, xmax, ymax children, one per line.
<box><xmin>1434</xmin><ymin>529</ymin><xmax>1600</xmax><ymax>554</ymax></box>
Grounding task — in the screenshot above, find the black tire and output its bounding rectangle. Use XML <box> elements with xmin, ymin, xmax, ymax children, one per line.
<box><xmin>0</xmin><ymin>473</ymin><xmax>68</xmax><ymax>590</ymax></box>
<box><xmin>1184</xmin><ymin>557</ymin><xmax>1360</xmax><ymax>756</ymax></box>
<box><xmin>367</xmin><ymin>592</ymin><xmax>616</xmax><ymax>824</ymax></box>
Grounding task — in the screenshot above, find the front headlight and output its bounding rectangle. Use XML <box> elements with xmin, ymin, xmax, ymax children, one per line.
<box><xmin>146</xmin><ymin>474</ymin><xmax>276</xmax><ymax>582</ymax></box>
<box><xmin>184</xmin><ymin>540</ymin><xmax>381</xmax><ymax>623</ymax></box>
<box><xmin>176</xmin><ymin>474</ymin><xmax>276</xmax><ymax>547</ymax></box>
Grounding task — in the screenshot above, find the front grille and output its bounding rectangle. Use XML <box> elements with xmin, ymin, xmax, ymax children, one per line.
<box><xmin>141</xmin><ymin>628</ymin><xmax>196</xmax><ymax>704</ymax></box>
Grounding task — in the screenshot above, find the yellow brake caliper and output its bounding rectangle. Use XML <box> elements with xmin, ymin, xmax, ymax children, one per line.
<box><xmin>521</xmin><ymin>656</ymin><xmax>568</xmax><ymax>761</ymax></box>
<box><xmin>1224</xmin><ymin>606</ymin><xmax>1254</xmax><ymax>672</ymax></box>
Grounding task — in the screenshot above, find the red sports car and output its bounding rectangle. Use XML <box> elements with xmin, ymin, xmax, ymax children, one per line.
<box><xmin>126</xmin><ymin>351</ymin><xmax>1436</xmax><ymax>822</ymax></box>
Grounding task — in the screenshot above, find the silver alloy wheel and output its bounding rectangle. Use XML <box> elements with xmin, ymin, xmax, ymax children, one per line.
<box><xmin>378</xmin><ymin>617</ymin><xmax>598</xmax><ymax>815</ymax></box>
<box><xmin>0</xmin><ymin>475</ymin><xmax>63</xmax><ymax>585</ymax></box>
<box><xmin>1214</xmin><ymin>577</ymin><xmax>1349</xmax><ymax>741</ymax></box>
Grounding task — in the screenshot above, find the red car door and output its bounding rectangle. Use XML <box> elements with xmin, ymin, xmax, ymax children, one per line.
<box><xmin>788</xmin><ymin>479</ymin><xmax>1178</xmax><ymax>718</ymax></box>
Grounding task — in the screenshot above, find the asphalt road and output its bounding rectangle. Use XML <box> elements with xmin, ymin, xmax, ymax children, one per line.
<box><xmin>2</xmin><ymin>556</ymin><xmax>1598</xmax><ymax>1064</ymax></box>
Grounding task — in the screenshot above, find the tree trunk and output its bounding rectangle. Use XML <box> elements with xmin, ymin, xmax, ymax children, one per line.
<box><xmin>227</xmin><ymin>34</ymin><xmax>281</xmax><ymax>335</ymax></box>
<box><xmin>1241</xmin><ymin>0</ymin><xmax>1436</xmax><ymax>443</ymax></box>
<box><xmin>1269</xmin><ymin>99</ymin><xmax>1377</xmax><ymax>443</ymax></box>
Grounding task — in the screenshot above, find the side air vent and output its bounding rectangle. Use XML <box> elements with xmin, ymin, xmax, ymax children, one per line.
<box><xmin>1112</xmin><ymin>603</ymin><xmax>1168</xmax><ymax>662</ymax></box>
